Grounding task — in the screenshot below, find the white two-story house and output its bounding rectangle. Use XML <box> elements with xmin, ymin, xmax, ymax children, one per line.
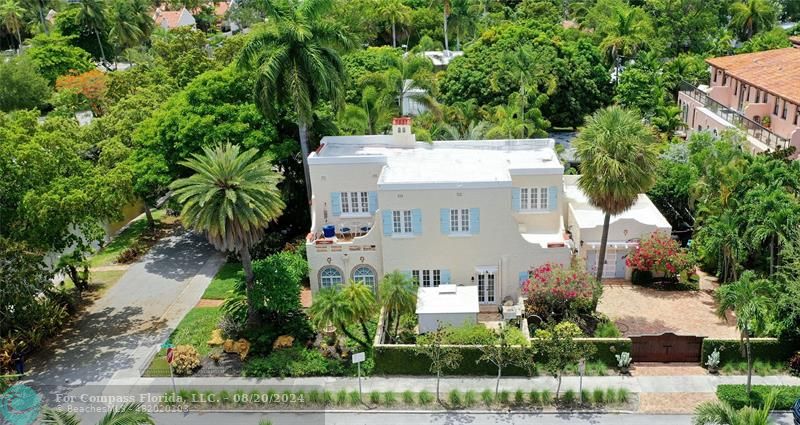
<box><xmin>305</xmin><ymin>118</ymin><xmax>672</xmax><ymax>315</ymax></box>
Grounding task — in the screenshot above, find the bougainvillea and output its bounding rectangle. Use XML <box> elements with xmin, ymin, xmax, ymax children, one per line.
<box><xmin>626</xmin><ymin>231</ymin><xmax>692</xmax><ymax>278</ymax></box>
<box><xmin>521</xmin><ymin>263</ymin><xmax>600</xmax><ymax>323</ymax></box>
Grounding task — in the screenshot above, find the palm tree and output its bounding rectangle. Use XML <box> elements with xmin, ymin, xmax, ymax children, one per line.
<box><xmin>715</xmin><ymin>271</ymin><xmax>773</xmax><ymax>393</ymax></box>
<box><xmin>442</xmin><ymin>0</ymin><xmax>450</xmax><ymax>52</ymax></box>
<box><xmin>375</xmin><ymin>0</ymin><xmax>410</xmax><ymax>48</ymax></box>
<box><xmin>0</xmin><ymin>0</ymin><xmax>24</xmax><ymax>52</ymax></box>
<box><xmin>75</xmin><ymin>0</ymin><xmax>108</xmax><ymax>64</ymax></box>
<box><xmin>169</xmin><ymin>143</ymin><xmax>285</xmax><ymax>326</ymax></box>
<box><xmin>23</xmin><ymin>0</ymin><xmax>50</xmax><ymax>35</ymax></box>
<box><xmin>573</xmin><ymin>106</ymin><xmax>658</xmax><ymax>280</ymax></box>
<box><xmin>447</xmin><ymin>0</ymin><xmax>478</xmax><ymax>50</ymax></box>
<box><xmin>743</xmin><ymin>187</ymin><xmax>800</xmax><ymax>277</ymax></box>
<box><xmin>730</xmin><ymin>0</ymin><xmax>777</xmax><ymax>41</ymax></box>
<box><xmin>341</xmin><ymin>280</ymin><xmax>378</xmax><ymax>344</ymax></box>
<box><xmin>107</xmin><ymin>0</ymin><xmax>143</xmax><ymax>53</ymax></box>
<box><xmin>308</xmin><ymin>287</ymin><xmax>371</xmax><ymax>348</ymax></box>
<box><xmin>238</xmin><ymin>0</ymin><xmax>354</xmax><ymax>202</ymax></box>
<box><xmin>651</xmin><ymin>104</ymin><xmax>686</xmax><ymax>139</ymax></box>
<box><xmin>42</xmin><ymin>402</ymin><xmax>154</xmax><ymax>424</ymax></box>
<box><xmin>339</xmin><ymin>85</ymin><xmax>394</xmax><ymax>135</ymax></box>
<box><xmin>495</xmin><ymin>44</ymin><xmax>556</xmax><ymax>123</ymax></box>
<box><xmin>596</xmin><ymin>4</ymin><xmax>652</xmax><ymax>83</ymax></box>
<box><xmin>694</xmin><ymin>387</ymin><xmax>777</xmax><ymax>425</ymax></box>
<box><xmin>378</xmin><ymin>270</ymin><xmax>417</xmax><ymax>342</ymax></box>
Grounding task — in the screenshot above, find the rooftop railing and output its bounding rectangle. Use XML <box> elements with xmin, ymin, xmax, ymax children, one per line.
<box><xmin>679</xmin><ymin>81</ymin><xmax>790</xmax><ymax>150</ymax></box>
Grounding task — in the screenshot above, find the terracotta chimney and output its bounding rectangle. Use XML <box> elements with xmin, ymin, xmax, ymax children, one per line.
<box><xmin>391</xmin><ymin>117</ymin><xmax>415</xmax><ymax>145</ymax></box>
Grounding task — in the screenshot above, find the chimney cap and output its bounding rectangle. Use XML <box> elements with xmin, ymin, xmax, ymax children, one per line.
<box><xmin>393</xmin><ymin>117</ymin><xmax>412</xmax><ymax>126</ymax></box>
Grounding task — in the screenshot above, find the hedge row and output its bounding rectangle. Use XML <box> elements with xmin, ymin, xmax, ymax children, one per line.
<box><xmin>717</xmin><ymin>384</ymin><xmax>800</xmax><ymax>410</ymax></box>
<box><xmin>701</xmin><ymin>338</ymin><xmax>790</xmax><ymax>365</ymax></box>
<box><xmin>373</xmin><ymin>338</ymin><xmax>632</xmax><ymax>376</ymax></box>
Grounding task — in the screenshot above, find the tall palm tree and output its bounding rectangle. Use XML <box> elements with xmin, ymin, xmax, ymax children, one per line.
<box><xmin>308</xmin><ymin>287</ymin><xmax>370</xmax><ymax>348</ymax></box>
<box><xmin>381</xmin><ymin>54</ymin><xmax>438</xmax><ymax>116</ymax></box>
<box><xmin>694</xmin><ymin>389</ymin><xmax>777</xmax><ymax>425</ymax></box>
<box><xmin>730</xmin><ymin>0</ymin><xmax>777</xmax><ymax>41</ymax></box>
<box><xmin>743</xmin><ymin>187</ymin><xmax>800</xmax><ymax>277</ymax></box>
<box><xmin>75</xmin><ymin>0</ymin><xmax>108</xmax><ymax>63</ymax></box>
<box><xmin>375</xmin><ymin>0</ymin><xmax>410</xmax><ymax>48</ymax></box>
<box><xmin>495</xmin><ymin>44</ymin><xmax>557</xmax><ymax>122</ymax></box>
<box><xmin>169</xmin><ymin>143</ymin><xmax>285</xmax><ymax>326</ymax></box>
<box><xmin>340</xmin><ymin>280</ymin><xmax>378</xmax><ymax>344</ymax></box>
<box><xmin>0</xmin><ymin>0</ymin><xmax>24</xmax><ymax>51</ymax></box>
<box><xmin>238</xmin><ymin>0</ymin><xmax>354</xmax><ymax>202</ymax></box>
<box><xmin>715</xmin><ymin>271</ymin><xmax>773</xmax><ymax>394</ymax></box>
<box><xmin>107</xmin><ymin>0</ymin><xmax>143</xmax><ymax>53</ymax></box>
<box><xmin>339</xmin><ymin>85</ymin><xmax>394</xmax><ymax>135</ymax></box>
<box><xmin>378</xmin><ymin>270</ymin><xmax>417</xmax><ymax>342</ymax></box>
<box><xmin>447</xmin><ymin>0</ymin><xmax>478</xmax><ymax>50</ymax></box>
<box><xmin>42</xmin><ymin>402</ymin><xmax>154</xmax><ymax>424</ymax></box>
<box><xmin>597</xmin><ymin>4</ymin><xmax>652</xmax><ymax>83</ymax></box>
<box><xmin>442</xmin><ymin>0</ymin><xmax>450</xmax><ymax>52</ymax></box>
<box><xmin>573</xmin><ymin>106</ymin><xmax>658</xmax><ymax>280</ymax></box>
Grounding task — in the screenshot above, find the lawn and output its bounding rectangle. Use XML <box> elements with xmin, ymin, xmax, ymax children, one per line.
<box><xmin>170</xmin><ymin>306</ymin><xmax>223</xmax><ymax>356</ymax></box>
<box><xmin>202</xmin><ymin>263</ymin><xmax>242</xmax><ymax>300</ymax></box>
<box><xmin>89</xmin><ymin>209</ymin><xmax>167</xmax><ymax>267</ymax></box>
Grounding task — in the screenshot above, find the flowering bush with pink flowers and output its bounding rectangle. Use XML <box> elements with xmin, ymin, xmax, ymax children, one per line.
<box><xmin>626</xmin><ymin>232</ymin><xmax>692</xmax><ymax>278</ymax></box>
<box><xmin>521</xmin><ymin>263</ymin><xmax>601</xmax><ymax>323</ymax></box>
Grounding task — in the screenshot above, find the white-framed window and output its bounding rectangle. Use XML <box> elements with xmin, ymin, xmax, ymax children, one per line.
<box><xmin>412</xmin><ymin>269</ymin><xmax>440</xmax><ymax>287</ymax></box>
<box><xmin>449</xmin><ymin>208</ymin><xmax>469</xmax><ymax>233</ymax></box>
<box><xmin>351</xmin><ymin>265</ymin><xmax>376</xmax><ymax>289</ymax></box>
<box><xmin>392</xmin><ymin>209</ymin><xmax>413</xmax><ymax>234</ymax></box>
<box><xmin>341</xmin><ymin>191</ymin><xmax>369</xmax><ymax>214</ymax></box>
<box><xmin>319</xmin><ymin>266</ymin><xmax>343</xmax><ymax>289</ymax></box>
<box><xmin>520</xmin><ymin>187</ymin><xmax>548</xmax><ymax>210</ymax></box>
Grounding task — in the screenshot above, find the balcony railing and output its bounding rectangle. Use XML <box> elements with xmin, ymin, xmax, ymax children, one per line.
<box><xmin>679</xmin><ymin>81</ymin><xmax>790</xmax><ymax>150</ymax></box>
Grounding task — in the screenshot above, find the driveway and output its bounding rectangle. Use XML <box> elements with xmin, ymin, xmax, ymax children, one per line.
<box><xmin>597</xmin><ymin>285</ymin><xmax>739</xmax><ymax>338</ymax></box>
<box><xmin>25</xmin><ymin>228</ymin><xmax>225</xmax><ymax>391</ymax></box>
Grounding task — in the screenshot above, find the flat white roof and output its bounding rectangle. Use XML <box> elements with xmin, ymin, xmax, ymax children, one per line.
<box><xmin>310</xmin><ymin>136</ymin><xmax>564</xmax><ymax>188</ymax></box>
<box><xmin>416</xmin><ymin>285</ymin><xmax>479</xmax><ymax>315</ymax></box>
<box><xmin>564</xmin><ymin>175</ymin><xmax>671</xmax><ymax>231</ymax></box>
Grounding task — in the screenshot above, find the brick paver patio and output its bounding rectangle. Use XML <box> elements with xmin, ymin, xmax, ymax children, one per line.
<box><xmin>597</xmin><ymin>284</ymin><xmax>739</xmax><ymax>338</ymax></box>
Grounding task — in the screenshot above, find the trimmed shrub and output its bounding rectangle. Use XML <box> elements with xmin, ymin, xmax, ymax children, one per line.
<box><xmin>498</xmin><ymin>390</ymin><xmax>510</xmax><ymax>405</ymax></box>
<box><xmin>465</xmin><ymin>390</ymin><xmax>477</xmax><ymax>406</ymax></box>
<box><xmin>529</xmin><ymin>390</ymin><xmax>541</xmax><ymax>404</ymax></box>
<box><xmin>541</xmin><ymin>389</ymin><xmax>552</xmax><ymax>404</ymax></box>
<box><xmin>335</xmin><ymin>390</ymin><xmax>347</xmax><ymax>406</ymax></box>
<box><xmin>448</xmin><ymin>389</ymin><xmax>462</xmax><ymax>406</ymax></box>
<box><xmin>418</xmin><ymin>390</ymin><xmax>433</xmax><ymax>405</ymax></box>
<box><xmin>348</xmin><ymin>391</ymin><xmax>361</xmax><ymax>406</ymax></box>
<box><xmin>402</xmin><ymin>390</ymin><xmax>414</xmax><ymax>404</ymax></box>
<box><xmin>701</xmin><ymin>339</ymin><xmax>790</xmax><ymax>366</ymax></box>
<box><xmin>717</xmin><ymin>384</ymin><xmax>800</xmax><ymax>409</ymax></box>
<box><xmin>618</xmin><ymin>388</ymin><xmax>629</xmax><ymax>403</ymax></box>
<box><xmin>592</xmin><ymin>388</ymin><xmax>605</xmax><ymax>404</ymax></box>
<box><xmin>172</xmin><ymin>345</ymin><xmax>200</xmax><ymax>375</ymax></box>
<box><xmin>383</xmin><ymin>391</ymin><xmax>396</xmax><ymax>406</ymax></box>
<box><xmin>243</xmin><ymin>347</ymin><xmax>337</xmax><ymax>377</ymax></box>
<box><xmin>562</xmin><ymin>390</ymin><xmax>577</xmax><ymax>406</ymax></box>
<box><xmin>605</xmin><ymin>388</ymin><xmax>617</xmax><ymax>404</ymax></box>
<box><xmin>481</xmin><ymin>389</ymin><xmax>494</xmax><ymax>406</ymax></box>
<box><xmin>580</xmin><ymin>389</ymin><xmax>591</xmax><ymax>404</ymax></box>
<box><xmin>514</xmin><ymin>389</ymin><xmax>525</xmax><ymax>405</ymax></box>
<box><xmin>369</xmin><ymin>391</ymin><xmax>381</xmax><ymax>404</ymax></box>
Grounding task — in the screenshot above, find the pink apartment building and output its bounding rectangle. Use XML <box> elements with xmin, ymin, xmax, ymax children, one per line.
<box><xmin>678</xmin><ymin>43</ymin><xmax>800</xmax><ymax>153</ymax></box>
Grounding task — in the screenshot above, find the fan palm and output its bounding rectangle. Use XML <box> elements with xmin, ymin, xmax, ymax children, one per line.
<box><xmin>238</xmin><ymin>0</ymin><xmax>354</xmax><ymax>202</ymax></box>
<box><xmin>41</xmin><ymin>402</ymin><xmax>154</xmax><ymax>424</ymax></box>
<box><xmin>169</xmin><ymin>143</ymin><xmax>285</xmax><ymax>326</ymax></box>
<box><xmin>0</xmin><ymin>0</ymin><xmax>24</xmax><ymax>51</ymax></box>
<box><xmin>573</xmin><ymin>106</ymin><xmax>658</xmax><ymax>280</ymax></box>
<box><xmin>375</xmin><ymin>0</ymin><xmax>411</xmax><ymax>48</ymax></box>
<box><xmin>75</xmin><ymin>0</ymin><xmax>108</xmax><ymax>63</ymax></box>
<box><xmin>715</xmin><ymin>271</ymin><xmax>773</xmax><ymax>393</ymax></box>
<box><xmin>378</xmin><ymin>270</ymin><xmax>417</xmax><ymax>342</ymax></box>
<box><xmin>730</xmin><ymin>0</ymin><xmax>777</xmax><ymax>41</ymax></box>
<box><xmin>308</xmin><ymin>287</ymin><xmax>370</xmax><ymax>348</ymax></box>
<box><xmin>693</xmin><ymin>389</ymin><xmax>777</xmax><ymax>425</ymax></box>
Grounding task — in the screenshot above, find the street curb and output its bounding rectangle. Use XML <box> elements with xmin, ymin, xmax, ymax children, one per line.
<box><xmin>178</xmin><ymin>408</ymin><xmax>638</xmax><ymax>414</ymax></box>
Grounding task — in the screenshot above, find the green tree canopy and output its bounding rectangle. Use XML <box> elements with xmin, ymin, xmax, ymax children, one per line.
<box><xmin>25</xmin><ymin>33</ymin><xmax>94</xmax><ymax>84</ymax></box>
<box><xmin>0</xmin><ymin>55</ymin><xmax>51</xmax><ymax>112</ymax></box>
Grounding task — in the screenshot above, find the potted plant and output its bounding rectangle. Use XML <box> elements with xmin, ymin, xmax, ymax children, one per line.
<box><xmin>762</xmin><ymin>116</ymin><xmax>771</xmax><ymax>128</ymax></box>
<box><xmin>706</xmin><ymin>348</ymin><xmax>721</xmax><ymax>374</ymax></box>
<box><xmin>616</xmin><ymin>352</ymin><xmax>632</xmax><ymax>374</ymax></box>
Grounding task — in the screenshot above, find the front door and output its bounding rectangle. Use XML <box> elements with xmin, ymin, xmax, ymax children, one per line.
<box><xmin>476</xmin><ymin>268</ymin><xmax>496</xmax><ymax>304</ymax></box>
<box><xmin>590</xmin><ymin>249</ymin><xmax>617</xmax><ymax>279</ymax></box>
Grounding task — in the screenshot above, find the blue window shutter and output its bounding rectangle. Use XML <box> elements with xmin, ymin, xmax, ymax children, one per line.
<box><xmin>411</xmin><ymin>208</ymin><xmax>422</xmax><ymax>235</ymax></box>
<box><xmin>469</xmin><ymin>208</ymin><xmax>480</xmax><ymax>234</ymax></box>
<box><xmin>548</xmin><ymin>186</ymin><xmax>558</xmax><ymax>212</ymax></box>
<box><xmin>401</xmin><ymin>270</ymin><xmax>412</xmax><ymax>280</ymax></box>
<box><xmin>519</xmin><ymin>271</ymin><xmax>529</xmax><ymax>285</ymax></box>
<box><xmin>368</xmin><ymin>191</ymin><xmax>378</xmax><ymax>214</ymax></box>
<box><xmin>512</xmin><ymin>187</ymin><xmax>521</xmax><ymax>211</ymax></box>
<box><xmin>441</xmin><ymin>269</ymin><xmax>451</xmax><ymax>284</ymax></box>
<box><xmin>382</xmin><ymin>210</ymin><xmax>393</xmax><ymax>236</ymax></box>
<box><xmin>331</xmin><ymin>192</ymin><xmax>341</xmax><ymax>216</ymax></box>
<box><xmin>440</xmin><ymin>208</ymin><xmax>449</xmax><ymax>234</ymax></box>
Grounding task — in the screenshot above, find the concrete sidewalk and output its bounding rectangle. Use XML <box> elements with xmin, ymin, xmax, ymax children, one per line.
<box><xmin>124</xmin><ymin>374</ymin><xmax>800</xmax><ymax>394</ymax></box>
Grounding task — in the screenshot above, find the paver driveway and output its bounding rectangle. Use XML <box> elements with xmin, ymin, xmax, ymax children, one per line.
<box><xmin>597</xmin><ymin>284</ymin><xmax>739</xmax><ymax>338</ymax></box>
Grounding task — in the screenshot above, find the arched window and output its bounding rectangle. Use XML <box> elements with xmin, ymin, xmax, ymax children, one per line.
<box><xmin>319</xmin><ymin>266</ymin><xmax>343</xmax><ymax>289</ymax></box>
<box><xmin>351</xmin><ymin>265</ymin><xmax>377</xmax><ymax>288</ymax></box>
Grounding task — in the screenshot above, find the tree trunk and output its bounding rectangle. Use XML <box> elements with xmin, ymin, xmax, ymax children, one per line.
<box><xmin>436</xmin><ymin>370</ymin><xmax>441</xmax><ymax>403</ymax></box>
<box><xmin>392</xmin><ymin>20</ymin><xmax>396</xmax><ymax>48</ymax></box>
<box><xmin>241</xmin><ymin>246</ymin><xmax>258</xmax><ymax>327</ymax></box>
<box><xmin>495</xmin><ymin>366</ymin><xmax>501</xmax><ymax>397</ymax></box>
<box><xmin>143</xmin><ymin>203</ymin><xmax>156</xmax><ymax>228</ymax></box>
<box><xmin>360</xmin><ymin>320</ymin><xmax>372</xmax><ymax>346</ymax></box>
<box><xmin>443</xmin><ymin>3</ymin><xmax>449</xmax><ymax>53</ymax></box>
<box><xmin>769</xmin><ymin>235</ymin><xmax>775</xmax><ymax>277</ymax></box>
<box><xmin>340</xmin><ymin>325</ymin><xmax>369</xmax><ymax>349</ymax></box>
<box><xmin>38</xmin><ymin>4</ymin><xmax>48</xmax><ymax>35</ymax></box>
<box><xmin>745</xmin><ymin>324</ymin><xmax>752</xmax><ymax>394</ymax></box>
<box><xmin>297</xmin><ymin>119</ymin><xmax>313</xmax><ymax>203</ymax></box>
<box><xmin>555</xmin><ymin>374</ymin><xmax>562</xmax><ymax>400</ymax></box>
<box><xmin>595</xmin><ymin>212</ymin><xmax>611</xmax><ymax>281</ymax></box>
<box><xmin>15</xmin><ymin>28</ymin><xmax>22</xmax><ymax>53</ymax></box>
<box><xmin>95</xmin><ymin>28</ymin><xmax>107</xmax><ymax>65</ymax></box>
<box><xmin>393</xmin><ymin>306</ymin><xmax>401</xmax><ymax>341</ymax></box>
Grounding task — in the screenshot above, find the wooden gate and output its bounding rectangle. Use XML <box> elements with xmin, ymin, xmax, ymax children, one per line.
<box><xmin>630</xmin><ymin>333</ymin><xmax>704</xmax><ymax>363</ymax></box>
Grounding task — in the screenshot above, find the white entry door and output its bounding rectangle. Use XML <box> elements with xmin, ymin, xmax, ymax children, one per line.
<box><xmin>476</xmin><ymin>267</ymin><xmax>496</xmax><ymax>304</ymax></box>
<box><xmin>595</xmin><ymin>249</ymin><xmax>617</xmax><ymax>279</ymax></box>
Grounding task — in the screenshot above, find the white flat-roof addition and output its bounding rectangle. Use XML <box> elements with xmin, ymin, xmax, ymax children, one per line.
<box><xmin>563</xmin><ymin>175</ymin><xmax>671</xmax><ymax>230</ymax></box>
<box><xmin>310</xmin><ymin>137</ymin><xmax>564</xmax><ymax>189</ymax></box>
<box><xmin>416</xmin><ymin>285</ymin><xmax>479</xmax><ymax>315</ymax></box>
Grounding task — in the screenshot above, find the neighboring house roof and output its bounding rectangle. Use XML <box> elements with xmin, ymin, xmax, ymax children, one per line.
<box><xmin>310</xmin><ymin>136</ymin><xmax>564</xmax><ymax>188</ymax></box>
<box><xmin>422</xmin><ymin>50</ymin><xmax>463</xmax><ymax>67</ymax></box>
<box><xmin>706</xmin><ymin>48</ymin><xmax>800</xmax><ymax>105</ymax></box>
<box><xmin>214</xmin><ymin>1</ymin><xmax>230</xmax><ymax>16</ymax></box>
<box><xmin>153</xmin><ymin>8</ymin><xmax>196</xmax><ymax>29</ymax></box>
<box><xmin>416</xmin><ymin>285</ymin><xmax>479</xmax><ymax>315</ymax></box>
<box><xmin>563</xmin><ymin>175</ymin><xmax>671</xmax><ymax>233</ymax></box>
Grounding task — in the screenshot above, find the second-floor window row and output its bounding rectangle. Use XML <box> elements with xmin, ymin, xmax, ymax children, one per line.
<box><xmin>331</xmin><ymin>191</ymin><xmax>377</xmax><ymax>216</ymax></box>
